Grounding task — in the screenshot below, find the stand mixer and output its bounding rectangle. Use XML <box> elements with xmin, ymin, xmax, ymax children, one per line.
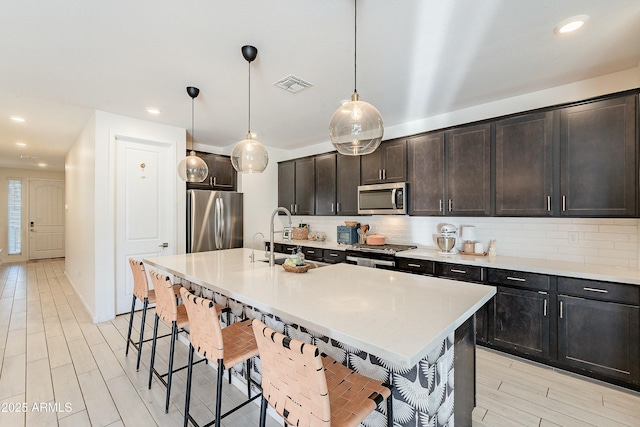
<box><xmin>437</xmin><ymin>224</ymin><xmax>458</xmax><ymax>254</ymax></box>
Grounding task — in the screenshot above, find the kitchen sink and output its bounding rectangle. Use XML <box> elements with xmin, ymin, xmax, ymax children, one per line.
<box><xmin>259</xmin><ymin>258</ymin><xmax>328</xmax><ymax>269</ymax></box>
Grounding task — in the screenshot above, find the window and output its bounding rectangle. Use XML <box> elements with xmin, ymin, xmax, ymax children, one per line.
<box><xmin>8</xmin><ymin>179</ymin><xmax>22</xmax><ymax>255</ymax></box>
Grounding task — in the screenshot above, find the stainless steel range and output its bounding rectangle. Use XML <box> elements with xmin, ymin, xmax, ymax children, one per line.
<box><xmin>345</xmin><ymin>243</ymin><xmax>417</xmax><ymax>269</ymax></box>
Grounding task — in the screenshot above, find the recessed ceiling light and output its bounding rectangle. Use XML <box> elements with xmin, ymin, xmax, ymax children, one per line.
<box><xmin>10</xmin><ymin>116</ymin><xmax>25</xmax><ymax>122</ymax></box>
<box><xmin>147</xmin><ymin>107</ymin><xmax>161</xmax><ymax>115</ymax></box>
<box><xmin>555</xmin><ymin>15</ymin><xmax>589</xmax><ymax>34</ymax></box>
<box><xmin>37</xmin><ymin>162</ymin><xmax>47</xmax><ymax>167</ymax></box>
<box><xmin>15</xmin><ymin>142</ymin><xmax>26</xmax><ymax>147</ymax></box>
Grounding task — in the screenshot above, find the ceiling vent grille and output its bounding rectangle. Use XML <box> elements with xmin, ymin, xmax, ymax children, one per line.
<box><xmin>274</xmin><ymin>75</ymin><xmax>313</xmax><ymax>93</ymax></box>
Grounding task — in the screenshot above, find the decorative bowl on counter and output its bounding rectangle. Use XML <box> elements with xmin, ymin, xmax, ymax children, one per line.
<box><xmin>282</xmin><ymin>263</ymin><xmax>310</xmax><ymax>273</ymax></box>
<box><xmin>366</xmin><ymin>234</ymin><xmax>386</xmax><ymax>245</ymax></box>
<box><xmin>344</xmin><ymin>221</ymin><xmax>358</xmax><ymax>226</ymax></box>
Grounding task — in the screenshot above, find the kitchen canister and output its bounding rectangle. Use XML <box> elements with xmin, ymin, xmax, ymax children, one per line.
<box><xmin>474</xmin><ymin>242</ymin><xmax>484</xmax><ymax>253</ymax></box>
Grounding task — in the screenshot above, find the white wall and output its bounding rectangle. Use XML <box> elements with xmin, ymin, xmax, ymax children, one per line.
<box><xmin>0</xmin><ymin>167</ymin><xmax>66</xmax><ymax>264</ymax></box>
<box><xmin>65</xmin><ymin>111</ymin><xmax>186</xmax><ymax>322</ymax></box>
<box><xmin>241</xmin><ymin>67</ymin><xmax>640</xmax><ymax>268</ymax></box>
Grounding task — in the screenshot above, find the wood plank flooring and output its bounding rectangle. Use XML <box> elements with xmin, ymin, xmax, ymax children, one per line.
<box><xmin>1</xmin><ymin>258</ymin><xmax>639</xmax><ymax>426</ymax></box>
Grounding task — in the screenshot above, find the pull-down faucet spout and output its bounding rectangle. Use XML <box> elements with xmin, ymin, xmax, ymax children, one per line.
<box><xmin>269</xmin><ymin>207</ymin><xmax>292</xmax><ymax>266</ymax></box>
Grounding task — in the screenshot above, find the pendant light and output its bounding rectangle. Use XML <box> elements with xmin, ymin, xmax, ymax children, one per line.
<box><xmin>178</xmin><ymin>86</ymin><xmax>209</xmax><ymax>182</ymax></box>
<box><xmin>231</xmin><ymin>45</ymin><xmax>269</xmax><ymax>173</ymax></box>
<box><xmin>328</xmin><ymin>0</ymin><xmax>383</xmax><ymax>155</ymax></box>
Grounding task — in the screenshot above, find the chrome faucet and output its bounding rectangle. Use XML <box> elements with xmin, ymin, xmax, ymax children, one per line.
<box><xmin>250</xmin><ymin>232</ymin><xmax>265</xmax><ymax>263</ymax></box>
<box><xmin>269</xmin><ymin>207</ymin><xmax>292</xmax><ymax>266</ymax></box>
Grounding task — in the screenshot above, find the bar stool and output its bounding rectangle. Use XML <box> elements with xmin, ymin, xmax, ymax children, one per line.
<box><xmin>125</xmin><ymin>258</ymin><xmax>180</xmax><ymax>371</ymax></box>
<box><xmin>147</xmin><ymin>270</ymin><xmax>228</xmax><ymax>414</ymax></box>
<box><xmin>180</xmin><ymin>287</ymin><xmax>261</xmax><ymax>427</ymax></box>
<box><xmin>252</xmin><ymin>319</ymin><xmax>393</xmax><ymax>427</ymax></box>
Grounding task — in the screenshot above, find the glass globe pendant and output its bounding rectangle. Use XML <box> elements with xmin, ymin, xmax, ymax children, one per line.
<box><xmin>329</xmin><ymin>0</ymin><xmax>384</xmax><ymax>155</ymax></box>
<box><xmin>329</xmin><ymin>92</ymin><xmax>383</xmax><ymax>155</ymax></box>
<box><xmin>178</xmin><ymin>86</ymin><xmax>208</xmax><ymax>182</ymax></box>
<box><xmin>231</xmin><ymin>132</ymin><xmax>269</xmax><ymax>173</ymax></box>
<box><xmin>231</xmin><ymin>45</ymin><xmax>269</xmax><ymax>173</ymax></box>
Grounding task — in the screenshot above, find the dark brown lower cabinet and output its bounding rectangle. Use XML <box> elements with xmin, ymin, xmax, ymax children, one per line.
<box><xmin>490</xmin><ymin>286</ymin><xmax>550</xmax><ymax>358</ymax></box>
<box><xmin>558</xmin><ymin>295</ymin><xmax>640</xmax><ymax>384</ymax></box>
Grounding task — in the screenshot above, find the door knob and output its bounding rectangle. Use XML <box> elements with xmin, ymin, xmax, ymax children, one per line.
<box><xmin>159</xmin><ymin>243</ymin><xmax>168</xmax><ymax>248</ymax></box>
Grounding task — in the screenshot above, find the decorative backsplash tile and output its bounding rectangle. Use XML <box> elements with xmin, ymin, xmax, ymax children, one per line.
<box><xmin>280</xmin><ymin>216</ymin><xmax>639</xmax><ymax>269</ymax></box>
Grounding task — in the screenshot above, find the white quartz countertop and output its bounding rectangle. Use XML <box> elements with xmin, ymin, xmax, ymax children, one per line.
<box><xmin>397</xmin><ymin>248</ymin><xmax>640</xmax><ymax>286</ymax></box>
<box><xmin>144</xmin><ymin>248</ymin><xmax>495</xmax><ymax>368</ymax></box>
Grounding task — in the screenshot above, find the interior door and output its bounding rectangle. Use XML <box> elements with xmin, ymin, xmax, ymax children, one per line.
<box><xmin>115</xmin><ymin>136</ymin><xmax>174</xmax><ymax>314</ymax></box>
<box><xmin>28</xmin><ymin>180</ymin><xmax>65</xmax><ymax>260</ymax></box>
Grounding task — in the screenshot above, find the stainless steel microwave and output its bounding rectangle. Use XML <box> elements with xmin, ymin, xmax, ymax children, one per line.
<box><xmin>357</xmin><ymin>182</ymin><xmax>407</xmax><ymax>215</ymax></box>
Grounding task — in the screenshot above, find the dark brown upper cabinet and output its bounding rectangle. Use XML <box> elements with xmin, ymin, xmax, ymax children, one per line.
<box><xmin>445</xmin><ymin>123</ymin><xmax>491</xmax><ymax>216</ymax></box>
<box><xmin>360</xmin><ymin>138</ymin><xmax>407</xmax><ymax>185</ymax></box>
<box><xmin>560</xmin><ymin>95</ymin><xmax>637</xmax><ymax>217</ymax></box>
<box><xmin>495</xmin><ymin>112</ymin><xmax>554</xmax><ymax>216</ymax></box>
<box><xmin>278</xmin><ymin>158</ymin><xmax>315</xmax><ymax>215</ymax></box>
<box><xmin>336</xmin><ymin>154</ymin><xmax>361</xmax><ymax>215</ymax></box>
<box><xmin>186</xmin><ymin>151</ymin><xmax>237</xmax><ymax>191</ymax></box>
<box><xmin>314</xmin><ymin>153</ymin><xmax>337</xmax><ymax>215</ymax></box>
<box><xmin>408</xmin><ymin>133</ymin><xmax>445</xmax><ymax>216</ymax></box>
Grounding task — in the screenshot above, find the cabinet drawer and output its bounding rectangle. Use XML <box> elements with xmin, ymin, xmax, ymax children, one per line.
<box><xmin>322</xmin><ymin>249</ymin><xmax>345</xmax><ymax>264</ymax></box>
<box><xmin>277</xmin><ymin>243</ymin><xmax>299</xmax><ymax>254</ymax></box>
<box><xmin>436</xmin><ymin>263</ymin><xmax>484</xmax><ymax>282</ymax></box>
<box><xmin>397</xmin><ymin>258</ymin><xmax>435</xmax><ymax>275</ymax></box>
<box><xmin>488</xmin><ymin>269</ymin><xmax>550</xmax><ymax>291</ymax></box>
<box><xmin>558</xmin><ymin>277</ymin><xmax>639</xmax><ymax>305</ymax></box>
<box><xmin>302</xmin><ymin>247</ymin><xmax>323</xmax><ymax>261</ymax></box>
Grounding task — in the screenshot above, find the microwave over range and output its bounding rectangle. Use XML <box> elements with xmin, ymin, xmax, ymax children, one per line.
<box><xmin>357</xmin><ymin>182</ymin><xmax>406</xmax><ymax>215</ymax></box>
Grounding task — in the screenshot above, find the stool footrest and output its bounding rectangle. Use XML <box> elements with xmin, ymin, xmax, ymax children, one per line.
<box><xmin>187</xmin><ymin>392</ymin><xmax>261</xmax><ymax>427</ymax></box>
<box><xmin>152</xmin><ymin>358</ymin><xmax>206</xmax><ymax>385</ymax></box>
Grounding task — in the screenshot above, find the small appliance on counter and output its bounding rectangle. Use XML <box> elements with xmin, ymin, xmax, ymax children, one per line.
<box><xmin>337</xmin><ymin>225</ymin><xmax>359</xmax><ymax>245</ymax></box>
<box><xmin>437</xmin><ymin>223</ymin><xmax>458</xmax><ymax>254</ymax></box>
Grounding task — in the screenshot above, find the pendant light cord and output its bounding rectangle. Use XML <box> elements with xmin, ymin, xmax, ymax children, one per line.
<box><xmin>191</xmin><ymin>96</ymin><xmax>195</xmax><ymax>149</ymax></box>
<box><xmin>354</xmin><ymin>0</ymin><xmax>357</xmax><ymax>94</ymax></box>
<box><xmin>248</xmin><ymin>60</ymin><xmax>251</xmax><ymax>134</ymax></box>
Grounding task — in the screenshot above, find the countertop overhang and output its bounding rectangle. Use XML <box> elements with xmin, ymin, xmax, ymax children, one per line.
<box><xmin>144</xmin><ymin>248</ymin><xmax>495</xmax><ymax>368</ymax></box>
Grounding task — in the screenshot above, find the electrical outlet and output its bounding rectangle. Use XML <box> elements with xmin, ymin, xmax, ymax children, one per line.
<box><xmin>568</xmin><ymin>231</ymin><xmax>579</xmax><ymax>245</ymax></box>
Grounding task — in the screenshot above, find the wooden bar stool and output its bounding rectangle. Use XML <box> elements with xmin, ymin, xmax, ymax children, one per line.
<box><xmin>125</xmin><ymin>258</ymin><xmax>180</xmax><ymax>371</ymax></box>
<box><xmin>147</xmin><ymin>270</ymin><xmax>228</xmax><ymax>414</ymax></box>
<box><xmin>252</xmin><ymin>319</ymin><xmax>393</xmax><ymax>427</ymax></box>
<box><xmin>180</xmin><ymin>287</ymin><xmax>261</xmax><ymax>427</ymax></box>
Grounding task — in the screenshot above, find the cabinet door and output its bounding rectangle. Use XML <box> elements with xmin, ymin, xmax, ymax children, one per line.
<box><xmin>278</xmin><ymin>161</ymin><xmax>295</xmax><ymax>213</ymax></box>
<box><xmin>495</xmin><ymin>112</ymin><xmax>553</xmax><ymax>216</ymax></box>
<box><xmin>490</xmin><ymin>286</ymin><xmax>550</xmax><ymax>358</ymax></box>
<box><xmin>336</xmin><ymin>154</ymin><xmax>361</xmax><ymax>215</ymax></box>
<box><xmin>315</xmin><ymin>153</ymin><xmax>337</xmax><ymax>215</ymax></box>
<box><xmin>407</xmin><ymin>133</ymin><xmax>445</xmax><ymax>215</ymax></box>
<box><xmin>210</xmin><ymin>155</ymin><xmax>237</xmax><ymax>190</ymax></box>
<box><xmin>445</xmin><ymin>123</ymin><xmax>491</xmax><ymax>216</ymax></box>
<box><xmin>558</xmin><ymin>295</ymin><xmax>639</xmax><ymax>383</ymax></box>
<box><xmin>360</xmin><ymin>149</ymin><xmax>384</xmax><ymax>185</ymax></box>
<box><xmin>294</xmin><ymin>158</ymin><xmax>315</xmax><ymax>215</ymax></box>
<box><xmin>382</xmin><ymin>139</ymin><xmax>407</xmax><ymax>182</ymax></box>
<box><xmin>560</xmin><ymin>95</ymin><xmax>637</xmax><ymax>216</ymax></box>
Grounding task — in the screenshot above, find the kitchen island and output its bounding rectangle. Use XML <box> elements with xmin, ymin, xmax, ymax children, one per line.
<box><xmin>144</xmin><ymin>248</ymin><xmax>495</xmax><ymax>426</ymax></box>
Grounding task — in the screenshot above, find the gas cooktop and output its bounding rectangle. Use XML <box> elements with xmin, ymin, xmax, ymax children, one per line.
<box><xmin>347</xmin><ymin>243</ymin><xmax>417</xmax><ymax>255</ymax></box>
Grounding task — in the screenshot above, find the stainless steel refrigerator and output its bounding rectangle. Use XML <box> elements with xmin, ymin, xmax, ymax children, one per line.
<box><xmin>187</xmin><ymin>190</ymin><xmax>243</xmax><ymax>253</ymax></box>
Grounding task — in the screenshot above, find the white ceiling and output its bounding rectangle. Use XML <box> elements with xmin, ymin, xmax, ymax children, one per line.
<box><xmin>1</xmin><ymin>0</ymin><xmax>639</xmax><ymax>171</ymax></box>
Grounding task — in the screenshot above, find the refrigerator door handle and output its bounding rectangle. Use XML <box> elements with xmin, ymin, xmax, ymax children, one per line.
<box><xmin>218</xmin><ymin>197</ymin><xmax>225</xmax><ymax>249</ymax></box>
<box><xmin>214</xmin><ymin>198</ymin><xmax>220</xmax><ymax>249</ymax></box>
<box><xmin>188</xmin><ymin>192</ymin><xmax>196</xmax><ymax>253</ymax></box>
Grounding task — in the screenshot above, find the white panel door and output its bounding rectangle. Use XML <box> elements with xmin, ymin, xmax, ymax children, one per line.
<box><xmin>29</xmin><ymin>180</ymin><xmax>65</xmax><ymax>260</ymax></box>
<box><xmin>115</xmin><ymin>137</ymin><xmax>174</xmax><ymax>314</ymax></box>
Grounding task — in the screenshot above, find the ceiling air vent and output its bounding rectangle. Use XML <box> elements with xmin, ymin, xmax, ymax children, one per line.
<box><xmin>273</xmin><ymin>75</ymin><xmax>313</xmax><ymax>93</ymax></box>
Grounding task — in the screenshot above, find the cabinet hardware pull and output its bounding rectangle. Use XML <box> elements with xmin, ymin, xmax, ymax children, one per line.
<box><xmin>294</xmin><ymin>204</ymin><xmax>298</xmax><ymax>214</ymax></box>
<box><xmin>378</xmin><ymin>170</ymin><xmax>382</xmax><ymax>180</ymax></box>
<box><xmin>308</xmin><ymin>250</ymin><xmax>315</xmax><ymax>254</ymax></box>
<box><xmin>408</xmin><ymin>263</ymin><xmax>421</xmax><ymax>268</ymax></box>
<box><xmin>507</xmin><ymin>276</ymin><xmax>526</xmax><ymax>282</ymax></box>
<box><xmin>290</xmin><ymin>204</ymin><xmax>294</xmax><ymax>213</ymax></box>
<box><xmin>559</xmin><ymin>300</ymin><xmax>563</xmax><ymax>319</ymax></box>
<box><xmin>583</xmin><ymin>287</ymin><xmax>608</xmax><ymax>293</ymax></box>
<box><xmin>336</xmin><ymin>202</ymin><xmax>340</xmax><ymax>213</ymax></box>
<box><xmin>448</xmin><ymin>199</ymin><xmax>453</xmax><ymax>212</ymax></box>
<box><xmin>331</xmin><ymin>203</ymin><xmax>334</xmax><ymax>213</ymax></box>
<box><xmin>543</xmin><ymin>299</ymin><xmax>548</xmax><ymax>317</ymax></box>
<box><xmin>547</xmin><ymin>195</ymin><xmax>551</xmax><ymax>211</ymax></box>
<box><xmin>383</xmin><ymin>169</ymin><xmax>387</xmax><ymax>180</ymax></box>
<box><xmin>451</xmin><ymin>269</ymin><xmax>466</xmax><ymax>274</ymax></box>
<box><xmin>562</xmin><ymin>195</ymin><xmax>566</xmax><ymax>212</ymax></box>
<box><xmin>329</xmin><ymin>253</ymin><xmax>338</xmax><ymax>257</ymax></box>
<box><xmin>213</xmin><ymin>177</ymin><xmax>217</xmax><ymax>186</ymax></box>
<box><xmin>439</xmin><ymin>199</ymin><xmax>443</xmax><ymax>212</ymax></box>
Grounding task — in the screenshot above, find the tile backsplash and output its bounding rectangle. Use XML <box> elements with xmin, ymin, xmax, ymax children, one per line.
<box><xmin>281</xmin><ymin>216</ymin><xmax>640</xmax><ymax>269</ymax></box>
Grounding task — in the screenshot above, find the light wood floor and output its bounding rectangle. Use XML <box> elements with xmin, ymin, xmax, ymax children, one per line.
<box><xmin>1</xmin><ymin>259</ymin><xmax>640</xmax><ymax>427</ymax></box>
